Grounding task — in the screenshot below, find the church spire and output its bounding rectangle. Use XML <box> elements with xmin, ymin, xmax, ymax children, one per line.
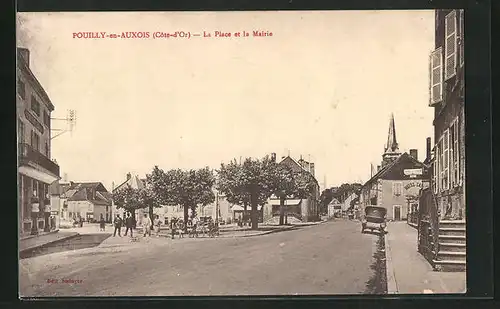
<box><xmin>381</xmin><ymin>113</ymin><xmax>401</xmax><ymax>168</ymax></box>
<box><xmin>385</xmin><ymin>113</ymin><xmax>399</xmax><ymax>154</ymax></box>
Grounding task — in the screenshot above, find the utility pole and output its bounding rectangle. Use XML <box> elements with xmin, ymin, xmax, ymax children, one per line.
<box><xmin>51</xmin><ymin>109</ymin><xmax>77</xmax><ymax>140</ymax></box>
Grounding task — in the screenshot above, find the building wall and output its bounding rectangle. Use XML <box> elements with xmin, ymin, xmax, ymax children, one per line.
<box><xmin>67</xmin><ymin>201</ymin><xmax>93</xmax><ymax>220</ymax></box>
<box><xmin>432</xmin><ymin>9</ymin><xmax>465</xmax><ymax>220</ymax></box>
<box><xmin>379</xmin><ymin>179</ymin><xmax>424</xmax><ymax>221</ymax></box>
<box><xmin>17</xmin><ymin>50</ymin><xmax>59</xmax><ymax>236</ymax></box>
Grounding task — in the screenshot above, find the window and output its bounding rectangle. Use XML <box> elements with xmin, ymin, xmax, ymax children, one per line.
<box><xmin>445</xmin><ymin>10</ymin><xmax>458</xmax><ymax>80</ymax></box>
<box><xmin>429</xmin><ymin>47</ymin><xmax>443</xmax><ymax>105</ymax></box>
<box><xmin>18</xmin><ymin>119</ymin><xmax>25</xmax><ymax>144</ymax></box>
<box><xmin>393</xmin><ymin>182</ymin><xmax>402</xmax><ymax>196</ymax></box>
<box><xmin>432</xmin><ymin>154</ymin><xmax>438</xmax><ymax>193</ymax></box>
<box><xmin>17</xmin><ymin>78</ymin><xmax>26</xmax><ymax>100</ymax></box>
<box><xmin>32</xmin><ymin>179</ymin><xmax>39</xmax><ymax>197</ymax></box>
<box><xmin>459</xmin><ymin>9</ymin><xmax>464</xmax><ymax>67</ymax></box>
<box><xmin>443</xmin><ymin>130</ymin><xmax>450</xmax><ymax>190</ymax></box>
<box><xmin>31</xmin><ymin>95</ymin><xmax>41</xmax><ymax>116</ymax></box>
<box><xmin>450</xmin><ymin>118</ymin><xmax>460</xmax><ymax>186</ymax></box>
<box><xmin>43</xmin><ymin>111</ymin><xmax>50</xmax><ymax>127</ymax></box>
<box><xmin>437</xmin><ymin>137</ymin><xmax>443</xmax><ymax>192</ymax></box>
<box><xmin>30</xmin><ymin>130</ymin><xmax>40</xmax><ymax>152</ymax></box>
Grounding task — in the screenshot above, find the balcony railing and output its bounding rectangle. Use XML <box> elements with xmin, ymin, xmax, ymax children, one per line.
<box><xmin>18</xmin><ymin>143</ymin><xmax>60</xmax><ymax>176</ymax></box>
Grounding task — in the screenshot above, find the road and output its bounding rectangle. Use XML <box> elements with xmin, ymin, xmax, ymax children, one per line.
<box><xmin>20</xmin><ymin>219</ymin><xmax>381</xmax><ymax>296</ymax></box>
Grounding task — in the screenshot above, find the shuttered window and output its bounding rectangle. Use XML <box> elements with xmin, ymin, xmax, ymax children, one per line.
<box><xmin>445</xmin><ymin>10</ymin><xmax>458</xmax><ymax>80</ymax></box>
<box><xmin>451</xmin><ymin>118</ymin><xmax>460</xmax><ymax>186</ymax></box>
<box><xmin>429</xmin><ymin>48</ymin><xmax>443</xmax><ymax>105</ymax></box>
<box><xmin>459</xmin><ymin>9</ymin><xmax>464</xmax><ymax>67</ymax></box>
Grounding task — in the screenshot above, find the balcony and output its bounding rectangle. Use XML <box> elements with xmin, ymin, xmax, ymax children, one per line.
<box><xmin>18</xmin><ymin>143</ymin><xmax>60</xmax><ymax>177</ymax></box>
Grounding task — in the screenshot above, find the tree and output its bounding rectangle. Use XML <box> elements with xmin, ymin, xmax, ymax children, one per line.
<box><xmin>319</xmin><ymin>188</ymin><xmax>335</xmax><ymax>215</ymax></box>
<box><xmin>274</xmin><ymin>163</ymin><xmax>317</xmax><ymax>225</ymax></box>
<box><xmin>112</xmin><ymin>185</ymin><xmax>143</xmax><ymax>226</ymax></box>
<box><xmin>170</xmin><ymin>167</ymin><xmax>216</xmax><ymax>230</ymax></box>
<box><xmin>217</xmin><ymin>156</ymin><xmax>277</xmax><ymax>230</ymax></box>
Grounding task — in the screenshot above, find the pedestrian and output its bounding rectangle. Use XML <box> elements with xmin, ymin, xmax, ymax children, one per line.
<box><xmin>99</xmin><ymin>214</ymin><xmax>105</xmax><ymax>231</ymax></box>
<box><xmin>170</xmin><ymin>218</ymin><xmax>176</xmax><ymax>239</ymax></box>
<box><xmin>178</xmin><ymin>219</ymin><xmax>185</xmax><ymax>238</ymax></box>
<box><xmin>113</xmin><ymin>214</ymin><xmax>123</xmax><ymax>237</ymax></box>
<box><xmin>153</xmin><ymin>215</ymin><xmax>161</xmax><ymax>237</ymax></box>
<box><xmin>124</xmin><ymin>212</ymin><xmax>134</xmax><ymax>237</ymax></box>
<box><xmin>191</xmin><ymin>216</ymin><xmax>199</xmax><ymax>238</ymax></box>
<box><xmin>142</xmin><ymin>214</ymin><xmax>152</xmax><ymax>237</ymax></box>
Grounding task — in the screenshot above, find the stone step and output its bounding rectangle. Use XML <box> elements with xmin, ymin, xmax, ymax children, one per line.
<box><xmin>439</xmin><ymin>227</ymin><xmax>466</xmax><ymax>236</ymax></box>
<box><xmin>433</xmin><ymin>259</ymin><xmax>466</xmax><ymax>272</ymax></box>
<box><xmin>439</xmin><ymin>220</ymin><xmax>466</xmax><ymax>229</ymax></box>
<box><xmin>437</xmin><ymin>251</ymin><xmax>466</xmax><ymax>261</ymax></box>
<box><xmin>438</xmin><ymin>234</ymin><xmax>466</xmax><ymax>244</ymax></box>
<box><xmin>439</xmin><ymin>242</ymin><xmax>466</xmax><ymax>252</ymax></box>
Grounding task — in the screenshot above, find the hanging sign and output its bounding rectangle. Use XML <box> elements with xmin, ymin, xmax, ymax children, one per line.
<box><xmin>404</xmin><ymin>168</ymin><xmax>423</xmax><ymax>176</ymax></box>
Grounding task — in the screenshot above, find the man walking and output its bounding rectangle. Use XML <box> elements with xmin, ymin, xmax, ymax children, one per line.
<box><xmin>124</xmin><ymin>213</ymin><xmax>134</xmax><ymax>237</ymax></box>
<box><xmin>142</xmin><ymin>214</ymin><xmax>152</xmax><ymax>237</ymax></box>
<box><xmin>113</xmin><ymin>214</ymin><xmax>123</xmax><ymax>237</ymax></box>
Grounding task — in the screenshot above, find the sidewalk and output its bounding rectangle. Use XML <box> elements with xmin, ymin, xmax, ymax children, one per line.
<box><xmin>385</xmin><ymin>222</ymin><xmax>466</xmax><ymax>294</ymax></box>
<box><xmin>19</xmin><ymin>231</ymin><xmax>79</xmax><ymax>253</ymax></box>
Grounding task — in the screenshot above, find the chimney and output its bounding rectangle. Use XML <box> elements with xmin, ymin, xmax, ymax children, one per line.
<box><xmin>426</xmin><ymin>137</ymin><xmax>431</xmax><ymax>161</ymax></box>
<box><xmin>126</xmin><ymin>173</ymin><xmax>132</xmax><ymax>180</ymax></box>
<box><xmin>18</xmin><ymin>48</ymin><xmax>30</xmax><ymax>67</ymax></box>
<box><xmin>410</xmin><ymin>149</ymin><xmax>418</xmax><ymax>161</ymax></box>
<box><xmin>310</xmin><ymin>163</ymin><xmax>315</xmax><ymax>177</ymax></box>
<box><xmin>271</xmin><ymin>153</ymin><xmax>276</xmax><ymax>162</ymax></box>
<box><xmin>69</xmin><ymin>181</ymin><xmax>74</xmax><ymax>187</ymax></box>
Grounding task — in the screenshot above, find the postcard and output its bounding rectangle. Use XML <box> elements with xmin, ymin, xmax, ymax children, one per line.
<box><xmin>17</xmin><ymin>10</ymin><xmax>466</xmax><ymax>297</ymax></box>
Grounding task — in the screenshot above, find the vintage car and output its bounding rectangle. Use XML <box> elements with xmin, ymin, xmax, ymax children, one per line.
<box><xmin>361</xmin><ymin>206</ymin><xmax>387</xmax><ymax>234</ymax></box>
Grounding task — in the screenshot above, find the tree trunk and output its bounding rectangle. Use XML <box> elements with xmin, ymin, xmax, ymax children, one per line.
<box><xmin>251</xmin><ymin>192</ymin><xmax>259</xmax><ymax>230</ymax></box>
<box><xmin>279</xmin><ymin>195</ymin><xmax>285</xmax><ymax>225</ymax></box>
<box><xmin>183</xmin><ymin>205</ymin><xmax>189</xmax><ymax>232</ymax></box>
<box><xmin>149</xmin><ymin>205</ymin><xmax>154</xmax><ymax>230</ymax></box>
<box><xmin>243</xmin><ymin>203</ymin><xmax>248</xmax><ymax>226</ymax></box>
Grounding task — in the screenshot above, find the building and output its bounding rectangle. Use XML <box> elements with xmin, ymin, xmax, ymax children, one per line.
<box><xmin>327</xmin><ymin>198</ymin><xmax>342</xmax><ymax>218</ymax></box>
<box><xmin>416</xmin><ymin>9</ymin><xmax>466</xmax><ymax>272</ymax></box>
<box><xmin>17</xmin><ymin>47</ymin><xmax>61</xmax><ymax>236</ymax></box>
<box><xmin>60</xmin><ymin>182</ymin><xmax>112</xmax><ymax>222</ymax></box>
<box><xmin>263</xmin><ymin>155</ymin><xmax>320</xmax><ymax>223</ymax></box>
<box><xmin>112</xmin><ymin>173</ymin><xmax>147</xmax><ymax>220</ymax></box>
<box><xmin>359</xmin><ymin>114</ymin><xmax>430</xmax><ymax>221</ymax></box>
<box><xmin>429</xmin><ymin>9</ymin><xmax>465</xmax><ymax>221</ymax></box>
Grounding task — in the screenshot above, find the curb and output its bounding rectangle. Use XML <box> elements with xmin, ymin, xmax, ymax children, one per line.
<box><xmin>20</xmin><ymin>229</ymin><xmax>60</xmax><ymax>241</ymax></box>
<box><xmin>20</xmin><ymin>232</ymin><xmax>80</xmax><ymax>255</ymax></box>
<box><xmin>384</xmin><ymin>230</ymin><xmax>399</xmax><ymax>294</ymax></box>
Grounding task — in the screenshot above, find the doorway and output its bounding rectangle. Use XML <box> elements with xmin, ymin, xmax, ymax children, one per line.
<box><xmin>394</xmin><ymin>205</ymin><xmax>401</xmax><ymax>221</ymax></box>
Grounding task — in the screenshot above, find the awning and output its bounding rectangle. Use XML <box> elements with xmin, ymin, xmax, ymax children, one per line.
<box><xmin>269</xmin><ymin>199</ymin><xmax>302</xmax><ymax>206</ymax></box>
<box><xmin>232</xmin><ymin>205</ymin><xmax>262</xmax><ymax>211</ymax></box>
<box><xmin>19</xmin><ymin>165</ymin><xmax>59</xmax><ymax>184</ymax></box>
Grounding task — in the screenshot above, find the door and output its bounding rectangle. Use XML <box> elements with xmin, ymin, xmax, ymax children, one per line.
<box><xmin>394</xmin><ymin>206</ymin><xmax>401</xmax><ymax>221</ymax></box>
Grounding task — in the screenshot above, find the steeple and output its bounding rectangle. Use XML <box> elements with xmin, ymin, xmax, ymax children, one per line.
<box><xmin>382</xmin><ymin>113</ymin><xmax>401</xmax><ymax>167</ymax></box>
<box><xmin>385</xmin><ymin>113</ymin><xmax>399</xmax><ymax>153</ymax></box>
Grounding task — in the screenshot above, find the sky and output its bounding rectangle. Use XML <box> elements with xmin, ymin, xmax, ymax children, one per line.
<box><xmin>17</xmin><ymin>11</ymin><xmax>435</xmax><ymax>192</ymax></box>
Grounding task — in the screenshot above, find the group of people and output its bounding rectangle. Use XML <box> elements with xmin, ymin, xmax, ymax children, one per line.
<box><xmin>107</xmin><ymin>212</ymin><xmax>219</xmax><ymax>239</ymax></box>
<box><xmin>109</xmin><ymin>212</ymin><xmax>162</xmax><ymax>238</ymax></box>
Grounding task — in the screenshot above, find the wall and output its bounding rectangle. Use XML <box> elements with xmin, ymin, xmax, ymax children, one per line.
<box><xmin>67</xmin><ymin>201</ymin><xmax>93</xmax><ymax>219</ymax></box>
<box><xmin>432</xmin><ymin>9</ymin><xmax>466</xmax><ymax>219</ymax></box>
<box><xmin>379</xmin><ymin>179</ymin><xmax>424</xmax><ymax>220</ymax></box>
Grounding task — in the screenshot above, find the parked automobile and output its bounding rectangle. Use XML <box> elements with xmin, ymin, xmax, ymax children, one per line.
<box><xmin>361</xmin><ymin>206</ymin><xmax>387</xmax><ymax>234</ymax></box>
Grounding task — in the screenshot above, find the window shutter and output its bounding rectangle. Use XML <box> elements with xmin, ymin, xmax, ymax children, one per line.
<box><xmin>454</xmin><ymin>119</ymin><xmax>460</xmax><ymax>185</ymax></box>
<box><xmin>444</xmin><ymin>129</ymin><xmax>451</xmax><ymax>190</ymax></box>
<box><xmin>429</xmin><ymin>48</ymin><xmax>443</xmax><ymax>106</ymax></box>
<box><xmin>445</xmin><ymin>10</ymin><xmax>458</xmax><ymax>80</ymax></box>
<box><xmin>459</xmin><ymin>9</ymin><xmax>464</xmax><ymax>67</ymax></box>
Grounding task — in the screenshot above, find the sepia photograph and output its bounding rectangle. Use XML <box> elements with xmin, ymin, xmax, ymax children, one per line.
<box><xmin>17</xmin><ymin>10</ymin><xmax>467</xmax><ymax>297</ymax></box>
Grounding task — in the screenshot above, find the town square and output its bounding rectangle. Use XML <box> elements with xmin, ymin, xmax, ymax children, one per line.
<box><xmin>17</xmin><ymin>10</ymin><xmax>466</xmax><ymax>296</ymax></box>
